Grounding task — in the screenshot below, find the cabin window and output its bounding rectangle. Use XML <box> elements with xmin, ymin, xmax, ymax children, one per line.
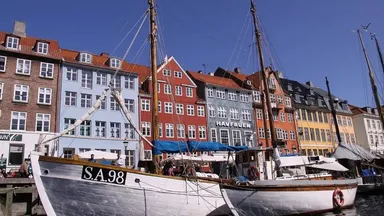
<box><xmin>8</xmin><ymin>144</ymin><xmax>24</xmax><ymax>165</ymax></box>
<box><xmin>63</xmin><ymin>148</ymin><xmax>75</xmax><ymax>159</ymax></box>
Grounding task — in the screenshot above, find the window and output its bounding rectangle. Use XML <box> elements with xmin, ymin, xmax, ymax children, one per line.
<box><xmin>290</xmin><ymin>131</ymin><xmax>295</xmax><ymax>140</ymax></box>
<box><xmin>268</xmin><ymin>77</ymin><xmax>276</xmax><ymax>89</ymax></box>
<box><xmin>142</xmin><ymin>122</ymin><xmax>151</xmax><ymax>136</ymax></box>
<box><xmin>0</xmin><ymin>56</ymin><xmax>7</xmax><ymax>72</ymax></box>
<box><xmin>95</xmin><ymin>121</ymin><xmax>106</xmax><ymax>137</ymax></box>
<box><xmin>276</xmin><ymin>128</ymin><xmax>283</xmax><ymax>139</ymax></box>
<box><xmin>64</xmin><ymin>91</ymin><xmax>77</xmax><ymax>106</ymax></box>
<box><xmin>197</xmin><ymin>106</ymin><xmax>205</xmax><ymax>117</ymax></box>
<box><xmin>318</xmin><ymin>112</ymin><xmax>323</xmax><ymax>123</ymax></box>
<box><xmin>216</xmin><ymin>90</ymin><xmax>225</xmax><ymax>99</ymax></box>
<box><xmin>256</xmin><ymin>109</ymin><xmax>263</xmax><ymax>119</ymax></box>
<box><xmin>13</xmin><ymin>84</ymin><xmax>29</xmax><ymax>102</ymax></box>
<box><xmin>63</xmin><ymin>148</ymin><xmax>75</xmax><ymax>159</ymax></box>
<box><xmin>351</xmin><ymin>134</ymin><xmax>357</xmax><ymax>144</ymax></box>
<box><xmin>285</xmin><ymin>97</ymin><xmax>291</xmax><ymax>107</ymax></box>
<box><xmin>165</xmin><ymin>102</ymin><xmax>173</xmax><ymax>113</ymax></box>
<box><xmin>40</xmin><ymin>63</ymin><xmax>54</xmax><ymax>78</ymax></box>
<box><xmin>125</xmin><ymin>150</ymin><xmax>135</xmax><ymax>168</ymax></box>
<box><xmin>16</xmin><ymin>59</ymin><xmax>31</xmax><ymax>75</ymax></box>
<box><xmin>253</xmin><ymin>91</ymin><xmax>261</xmax><ymax>102</ymax></box>
<box><xmin>199</xmin><ymin>126</ymin><xmax>206</xmax><ymax>139</ymax></box>
<box><xmin>187</xmin><ymin>105</ymin><xmax>194</xmax><ymax>116</ymax></box>
<box><xmin>218</xmin><ymin>107</ymin><xmax>227</xmax><ymax>118</ymax></box>
<box><xmin>315</xmin><ymin>129</ymin><xmax>321</xmax><ymax>141</ymax></box>
<box><xmin>124</xmin><ymin>76</ymin><xmax>135</xmax><ymax>90</ymax></box>
<box><xmin>110</xmin><ymin>122</ymin><xmax>121</xmax><ymax>138</ymax></box>
<box><xmin>230</xmin><ymin>108</ymin><xmax>239</xmax><ymax>120</ymax></box>
<box><xmin>323</xmin><ymin>113</ymin><xmax>328</xmax><ymax>123</ymax></box>
<box><xmin>66</xmin><ymin>68</ymin><xmax>78</xmax><ymax>81</ymax></box>
<box><xmin>163</xmin><ymin>69</ymin><xmax>171</xmax><ymax>76</ymax></box>
<box><xmin>211</xmin><ymin>128</ymin><xmax>217</xmax><ymax>142</ymax></box>
<box><xmin>176</xmin><ymin>104</ymin><xmax>184</xmax><ymax>115</ymax></box>
<box><xmin>270</xmin><ymin>94</ymin><xmax>276</xmax><ymax>104</ymax></box>
<box><xmin>80</xmin><ymin>53</ymin><xmax>92</xmax><ymax>63</ymax></box>
<box><xmin>242</xmin><ymin>110</ymin><xmax>251</xmax><ymax>121</ymax></box>
<box><xmin>0</xmin><ymin>82</ymin><xmax>4</xmax><ymax>100</ymax></box>
<box><xmin>307</xmin><ymin>111</ymin><xmax>313</xmax><ymax>121</ymax></box>
<box><xmin>11</xmin><ymin>111</ymin><xmax>26</xmax><ymax>131</ymax></box>
<box><xmin>37</xmin><ymin>42</ymin><xmax>48</xmax><ymax>54</ymax></box>
<box><xmin>326</xmin><ymin>129</ymin><xmax>331</xmax><ymax>142</ymax></box>
<box><xmin>110</xmin><ymin>58</ymin><xmax>121</xmax><ymax>68</ymax></box>
<box><xmin>347</xmin><ymin>118</ymin><xmax>352</xmax><ymax>127</ymax></box>
<box><xmin>80</xmin><ymin>121</ymin><xmax>91</xmax><ymax>137</ymax></box>
<box><xmin>166</xmin><ymin>124</ymin><xmax>174</xmax><ymax>138</ymax></box>
<box><xmin>228</xmin><ymin>92</ymin><xmax>237</xmax><ymax>101</ymax></box>
<box><xmin>164</xmin><ymin>84</ymin><xmax>171</xmax><ymax>94</ymax></box>
<box><xmin>81</xmin><ymin>71</ymin><xmax>92</xmax><ymax>89</ymax></box>
<box><xmin>321</xmin><ymin>129</ymin><xmax>326</xmax><ymax>142</ymax></box>
<box><xmin>141</xmin><ymin>99</ymin><xmax>150</xmax><ymax>111</ymax></box>
<box><xmin>208</xmin><ymin>105</ymin><xmax>215</xmax><ymax>117</ymax></box>
<box><xmin>124</xmin><ymin>99</ymin><xmax>134</xmax><ymax>112</ymax></box>
<box><xmin>96</xmin><ymin>72</ymin><xmax>107</xmax><ymax>86</ymax></box>
<box><xmin>95</xmin><ymin>149</ymin><xmax>106</xmax><ymax>152</ymax></box>
<box><xmin>346</xmin><ymin>133</ymin><xmax>351</xmax><ymax>144</ymax></box>
<box><xmin>313</xmin><ymin>112</ymin><xmax>318</xmax><ymax>122</ymax></box>
<box><xmin>177</xmin><ymin>124</ymin><xmax>185</xmax><ymax>138</ymax></box>
<box><xmin>244</xmin><ymin>131</ymin><xmax>254</xmax><ymax>146</ymax></box>
<box><xmin>240</xmin><ymin>93</ymin><xmax>249</xmax><ymax>102</ymax></box>
<box><xmin>342</xmin><ymin>117</ymin><xmax>347</xmax><ymax>126</ymax></box>
<box><xmin>280</xmin><ymin>112</ymin><xmax>286</xmax><ymax>122</ymax></box>
<box><xmin>111</xmin><ymin>75</ymin><xmax>121</xmax><ymax>88</ymax></box>
<box><xmin>38</xmin><ymin>87</ymin><xmax>52</xmax><ymax>105</ymax></box>
<box><xmin>304</xmin><ymin>128</ymin><xmax>310</xmax><ymax>140</ymax></box>
<box><xmin>36</xmin><ymin>113</ymin><xmax>50</xmax><ymax>132</ymax></box>
<box><xmin>366</xmin><ymin>119</ymin><xmax>371</xmax><ymax>129</ymax></box>
<box><xmin>207</xmin><ymin>88</ymin><xmax>214</xmax><ymax>97</ymax></box>
<box><xmin>174</xmin><ymin>71</ymin><xmax>182</xmax><ymax>78</ymax></box>
<box><xmin>220</xmin><ymin>129</ymin><xmax>229</xmax><ymax>145</ymax></box>
<box><xmin>7</xmin><ymin>37</ymin><xmax>19</xmax><ymax>49</ymax></box>
<box><xmin>287</xmin><ymin>113</ymin><xmax>293</xmax><ymax>122</ymax></box>
<box><xmin>95</xmin><ymin>95</ymin><xmax>106</xmax><ymax>110</ymax></box>
<box><xmin>64</xmin><ymin>118</ymin><xmax>76</xmax><ymax>135</ymax></box>
<box><xmin>232</xmin><ymin>130</ymin><xmax>241</xmax><ymax>146</ymax></box>
<box><xmin>157</xmin><ymin>123</ymin><xmax>163</xmax><ymax>137</ymax></box>
<box><xmin>110</xmin><ymin>97</ymin><xmax>120</xmax><ymax>111</ymax></box>
<box><xmin>80</xmin><ymin>94</ymin><xmax>92</xmax><ymax>108</ymax></box>
<box><xmin>301</xmin><ymin>109</ymin><xmax>307</xmax><ymax>120</ymax></box>
<box><xmin>175</xmin><ymin>86</ymin><xmax>182</xmax><ymax>96</ymax></box>
<box><xmin>8</xmin><ymin>144</ymin><xmax>24</xmax><ymax>166</ymax></box>
<box><xmin>125</xmin><ymin>123</ymin><xmax>135</xmax><ymax>139</ymax></box>
<box><xmin>188</xmin><ymin>125</ymin><xmax>196</xmax><ymax>139</ymax></box>
<box><xmin>79</xmin><ymin>148</ymin><xmax>91</xmax><ymax>153</ymax></box>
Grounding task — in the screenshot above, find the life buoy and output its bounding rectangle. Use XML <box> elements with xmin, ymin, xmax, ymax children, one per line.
<box><xmin>247</xmin><ymin>166</ymin><xmax>259</xmax><ymax>180</ymax></box>
<box><xmin>333</xmin><ymin>188</ymin><xmax>344</xmax><ymax>207</ymax></box>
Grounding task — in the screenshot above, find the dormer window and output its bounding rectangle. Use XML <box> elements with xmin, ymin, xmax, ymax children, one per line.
<box><xmin>110</xmin><ymin>58</ymin><xmax>121</xmax><ymax>68</ymax></box>
<box><xmin>37</xmin><ymin>42</ymin><xmax>49</xmax><ymax>54</ymax></box>
<box><xmin>287</xmin><ymin>83</ymin><xmax>293</xmax><ymax>91</ymax></box>
<box><xmin>6</xmin><ymin>36</ymin><xmax>19</xmax><ymax>49</ymax></box>
<box><xmin>79</xmin><ymin>53</ymin><xmax>92</xmax><ymax>63</ymax></box>
<box><xmin>246</xmin><ymin>80</ymin><xmax>252</xmax><ymax>85</ymax></box>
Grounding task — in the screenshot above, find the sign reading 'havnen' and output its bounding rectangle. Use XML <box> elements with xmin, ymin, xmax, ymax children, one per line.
<box><xmin>216</xmin><ymin>121</ymin><xmax>251</xmax><ymax>129</ymax></box>
<box><xmin>0</xmin><ymin>133</ymin><xmax>22</xmax><ymax>141</ymax></box>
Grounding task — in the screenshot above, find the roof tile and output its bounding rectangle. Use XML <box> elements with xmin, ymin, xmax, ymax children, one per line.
<box><xmin>187</xmin><ymin>71</ymin><xmax>245</xmax><ymax>89</ymax></box>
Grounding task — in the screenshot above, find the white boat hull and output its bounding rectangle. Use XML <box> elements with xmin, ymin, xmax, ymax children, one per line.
<box><xmin>31</xmin><ymin>152</ymin><xmax>230</xmax><ymax>216</ymax></box>
<box><xmin>221</xmin><ymin>179</ymin><xmax>358</xmax><ymax>216</ymax></box>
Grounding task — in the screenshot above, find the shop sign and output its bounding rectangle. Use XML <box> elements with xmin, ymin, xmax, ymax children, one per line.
<box><xmin>0</xmin><ymin>133</ymin><xmax>22</xmax><ymax>141</ymax></box>
<box><xmin>215</xmin><ymin>121</ymin><xmax>252</xmax><ymax>129</ymax></box>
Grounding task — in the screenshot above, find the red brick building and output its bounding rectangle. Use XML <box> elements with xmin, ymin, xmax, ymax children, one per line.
<box><xmin>215</xmin><ymin>67</ymin><xmax>299</xmax><ymax>153</ymax></box>
<box><xmin>0</xmin><ymin>21</ymin><xmax>61</xmax><ymax>169</ymax></box>
<box><xmin>138</xmin><ymin>56</ymin><xmax>207</xmax><ymax>160</ymax></box>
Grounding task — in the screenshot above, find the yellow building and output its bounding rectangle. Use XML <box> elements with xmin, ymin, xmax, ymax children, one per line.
<box><xmin>330</xmin><ymin>113</ymin><xmax>356</xmax><ymax>147</ymax></box>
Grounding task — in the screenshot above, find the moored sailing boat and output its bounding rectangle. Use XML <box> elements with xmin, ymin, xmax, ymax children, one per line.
<box><xmin>30</xmin><ymin>1</ymin><xmax>234</xmax><ymax>215</ymax></box>
<box><xmin>219</xmin><ymin>1</ymin><xmax>358</xmax><ymax>215</ymax></box>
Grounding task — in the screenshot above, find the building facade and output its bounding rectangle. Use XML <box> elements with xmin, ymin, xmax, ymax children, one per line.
<box><xmin>58</xmin><ymin>49</ymin><xmax>141</xmax><ymax>168</ymax></box>
<box><xmin>139</xmin><ymin>56</ymin><xmax>207</xmax><ymax>160</ymax></box>
<box><xmin>350</xmin><ymin>105</ymin><xmax>384</xmax><ymax>154</ymax></box>
<box><xmin>281</xmin><ymin>80</ymin><xmax>333</xmax><ymax>156</ymax></box>
<box><xmin>0</xmin><ymin>21</ymin><xmax>60</xmax><ymax>170</ymax></box>
<box><xmin>188</xmin><ymin>70</ymin><xmax>256</xmax><ymax>147</ymax></box>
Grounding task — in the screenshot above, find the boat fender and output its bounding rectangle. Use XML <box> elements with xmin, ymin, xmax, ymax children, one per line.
<box><xmin>332</xmin><ymin>188</ymin><xmax>344</xmax><ymax>207</ymax></box>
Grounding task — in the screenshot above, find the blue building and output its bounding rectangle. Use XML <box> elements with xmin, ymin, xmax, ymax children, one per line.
<box><xmin>58</xmin><ymin>49</ymin><xmax>141</xmax><ymax>168</ymax></box>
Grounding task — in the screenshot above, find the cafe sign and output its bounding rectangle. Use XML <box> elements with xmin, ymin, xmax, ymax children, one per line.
<box><xmin>0</xmin><ymin>133</ymin><xmax>22</xmax><ymax>141</ymax></box>
<box><xmin>216</xmin><ymin>121</ymin><xmax>252</xmax><ymax>129</ymax></box>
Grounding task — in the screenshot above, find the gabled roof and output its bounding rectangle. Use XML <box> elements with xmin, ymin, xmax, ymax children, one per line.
<box><xmin>349</xmin><ymin>104</ymin><xmax>366</xmax><ymax>115</ymax></box>
<box><xmin>0</xmin><ymin>32</ymin><xmax>61</xmax><ymax>60</ymax></box>
<box><xmin>187</xmin><ymin>71</ymin><xmax>247</xmax><ymax>90</ymax></box>
<box><xmin>61</xmin><ymin>49</ymin><xmax>149</xmax><ymax>75</ymax></box>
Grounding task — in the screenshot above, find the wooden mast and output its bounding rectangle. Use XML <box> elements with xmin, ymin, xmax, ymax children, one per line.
<box><xmin>250</xmin><ymin>0</ymin><xmax>281</xmax><ymax>175</ymax></box>
<box><xmin>325</xmin><ymin>77</ymin><xmax>342</xmax><ymax>147</ymax></box>
<box><xmin>149</xmin><ymin>0</ymin><xmax>159</xmax><ymax>170</ymax></box>
<box><xmin>371</xmin><ymin>33</ymin><xmax>384</xmax><ymax>76</ymax></box>
<box><xmin>357</xmin><ymin>29</ymin><xmax>384</xmax><ymax>130</ymax></box>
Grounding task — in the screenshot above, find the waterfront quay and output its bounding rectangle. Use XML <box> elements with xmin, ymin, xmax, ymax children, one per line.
<box><xmin>0</xmin><ymin>178</ymin><xmax>45</xmax><ymax>216</ymax></box>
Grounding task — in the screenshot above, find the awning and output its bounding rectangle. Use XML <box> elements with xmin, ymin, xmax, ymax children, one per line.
<box><xmin>331</xmin><ymin>143</ymin><xmax>378</xmax><ymax>161</ymax></box>
<box><xmin>306</xmin><ymin>162</ymin><xmax>348</xmax><ymax>172</ymax></box>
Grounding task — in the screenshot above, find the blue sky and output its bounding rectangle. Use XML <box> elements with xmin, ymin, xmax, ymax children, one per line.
<box><xmin>1</xmin><ymin>0</ymin><xmax>383</xmax><ymax>107</ymax></box>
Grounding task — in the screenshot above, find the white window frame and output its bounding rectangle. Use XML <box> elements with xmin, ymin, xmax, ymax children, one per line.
<box><xmin>187</xmin><ymin>105</ymin><xmax>194</xmax><ymax>116</ymax></box>
<box><xmin>0</xmin><ymin>81</ymin><xmax>3</xmax><ymax>100</ymax></box>
<box><xmin>80</xmin><ymin>53</ymin><xmax>92</xmax><ymax>63</ymax></box>
<box><xmin>37</xmin><ymin>42</ymin><xmax>49</xmax><ymax>54</ymax></box>
<box><xmin>96</xmin><ymin>72</ymin><xmax>107</xmax><ymax>86</ymax></box>
<box><xmin>253</xmin><ymin>91</ymin><xmax>261</xmax><ymax>102</ymax></box>
<box><xmin>186</xmin><ymin>87</ymin><xmax>193</xmax><ymax>97</ymax></box>
<box><xmin>124</xmin><ymin>76</ymin><xmax>135</xmax><ymax>90</ymax></box>
<box><xmin>142</xmin><ymin>122</ymin><xmax>151</xmax><ymax>136</ymax></box>
<box><xmin>110</xmin><ymin>58</ymin><xmax>121</xmax><ymax>68</ymax></box>
<box><xmin>216</xmin><ymin>90</ymin><xmax>225</xmax><ymax>99</ymax></box>
<box><xmin>208</xmin><ymin>105</ymin><xmax>215</xmax><ymax>117</ymax></box>
<box><xmin>10</xmin><ymin>111</ymin><xmax>27</xmax><ymax>131</ymax></box>
<box><xmin>64</xmin><ymin>118</ymin><xmax>76</xmax><ymax>135</ymax></box>
<box><xmin>66</xmin><ymin>67</ymin><xmax>78</xmax><ymax>81</ymax></box>
<box><xmin>207</xmin><ymin>88</ymin><xmax>214</xmax><ymax>97</ymax></box>
<box><xmin>35</xmin><ymin>113</ymin><xmax>50</xmax><ymax>132</ymax></box>
<box><xmin>13</xmin><ymin>84</ymin><xmax>29</xmax><ymax>103</ymax></box>
<box><xmin>40</xmin><ymin>62</ymin><xmax>54</xmax><ymax>78</ymax></box>
<box><xmin>110</xmin><ymin>122</ymin><xmax>121</xmax><ymax>138</ymax></box>
<box><xmin>177</xmin><ymin>124</ymin><xmax>185</xmax><ymax>138</ymax></box>
<box><xmin>37</xmin><ymin>87</ymin><xmax>52</xmax><ymax>105</ymax></box>
<box><xmin>65</xmin><ymin>91</ymin><xmax>77</xmax><ymax>106</ymax></box>
<box><xmin>210</xmin><ymin>128</ymin><xmax>217</xmax><ymax>142</ymax></box>
<box><xmin>16</xmin><ymin>59</ymin><xmax>31</xmax><ymax>75</ymax></box>
<box><xmin>158</xmin><ymin>123</ymin><xmax>163</xmax><ymax>137</ymax></box>
<box><xmin>219</xmin><ymin>129</ymin><xmax>230</xmax><ymax>145</ymax></box>
<box><xmin>176</xmin><ymin>104</ymin><xmax>184</xmax><ymax>115</ymax></box>
<box><xmin>199</xmin><ymin>126</ymin><xmax>206</xmax><ymax>139</ymax></box>
<box><xmin>96</xmin><ymin>95</ymin><xmax>106</xmax><ymax>110</ymax></box>
<box><xmin>80</xmin><ymin>120</ymin><xmax>92</xmax><ymax>137</ymax></box>
<box><xmin>174</xmin><ymin>71</ymin><xmax>182</xmax><ymax>78</ymax></box>
<box><xmin>163</xmin><ymin>69</ymin><xmax>171</xmax><ymax>76</ymax></box>
<box><xmin>228</xmin><ymin>92</ymin><xmax>237</xmax><ymax>101</ymax></box>
<box><xmin>164</xmin><ymin>84</ymin><xmax>171</xmax><ymax>94</ymax></box>
<box><xmin>141</xmin><ymin>99</ymin><xmax>150</xmax><ymax>111</ymax></box>
<box><xmin>95</xmin><ymin>121</ymin><xmax>106</xmax><ymax>138</ymax></box>
<box><xmin>175</xmin><ymin>86</ymin><xmax>182</xmax><ymax>96</ymax></box>
<box><xmin>256</xmin><ymin>109</ymin><xmax>263</xmax><ymax>119</ymax></box>
<box><xmin>6</xmin><ymin>36</ymin><xmax>19</xmax><ymax>49</ymax></box>
<box><xmin>81</xmin><ymin>71</ymin><xmax>92</xmax><ymax>89</ymax></box>
<box><xmin>0</xmin><ymin>56</ymin><xmax>6</xmax><ymax>72</ymax></box>
<box><xmin>232</xmin><ymin>130</ymin><xmax>242</xmax><ymax>146</ymax></box>
<box><xmin>197</xmin><ymin>106</ymin><xmax>205</xmax><ymax>117</ymax></box>
<box><xmin>164</xmin><ymin>102</ymin><xmax>173</xmax><ymax>114</ymax></box>
<box><xmin>188</xmin><ymin>125</ymin><xmax>196</xmax><ymax>139</ymax></box>
<box><xmin>165</xmin><ymin>123</ymin><xmax>174</xmax><ymax>138</ymax></box>
<box><xmin>80</xmin><ymin>94</ymin><xmax>92</xmax><ymax>108</ymax></box>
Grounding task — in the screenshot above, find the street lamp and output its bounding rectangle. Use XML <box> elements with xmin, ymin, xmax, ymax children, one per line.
<box><xmin>123</xmin><ymin>138</ymin><xmax>129</xmax><ymax>168</ymax></box>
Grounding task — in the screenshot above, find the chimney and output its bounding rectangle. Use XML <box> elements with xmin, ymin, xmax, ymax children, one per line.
<box><xmin>198</xmin><ymin>70</ymin><xmax>203</xmax><ymax>74</ymax></box>
<box><xmin>306</xmin><ymin>81</ymin><xmax>314</xmax><ymax>87</ymax></box>
<box><xmin>100</xmin><ymin>52</ymin><xmax>109</xmax><ymax>57</ymax></box>
<box><xmin>13</xmin><ymin>21</ymin><xmax>26</xmax><ymax>37</ymax></box>
<box><xmin>234</xmin><ymin>67</ymin><xmax>241</xmax><ymax>73</ymax></box>
<box><xmin>208</xmin><ymin>72</ymin><xmax>214</xmax><ymax>76</ymax></box>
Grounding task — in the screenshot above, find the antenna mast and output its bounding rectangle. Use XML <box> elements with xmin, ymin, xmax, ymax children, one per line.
<box><xmin>149</xmin><ymin>0</ymin><xmax>159</xmax><ymax>171</ymax></box>
<box><xmin>325</xmin><ymin>77</ymin><xmax>342</xmax><ymax>147</ymax></box>
<box><xmin>357</xmin><ymin>29</ymin><xmax>384</xmax><ymax>130</ymax></box>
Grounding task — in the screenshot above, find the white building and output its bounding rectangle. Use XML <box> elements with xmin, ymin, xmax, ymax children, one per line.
<box><xmin>350</xmin><ymin>105</ymin><xmax>384</xmax><ymax>154</ymax></box>
<box><xmin>0</xmin><ymin>131</ymin><xmax>57</xmax><ymax>171</ymax></box>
